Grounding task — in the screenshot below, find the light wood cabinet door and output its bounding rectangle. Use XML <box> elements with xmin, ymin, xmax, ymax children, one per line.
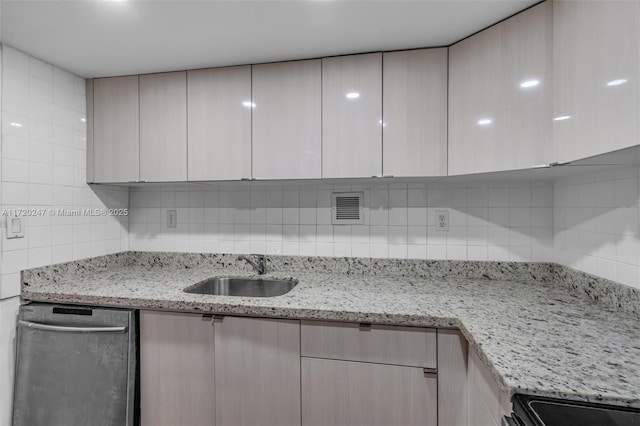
<box><xmin>553</xmin><ymin>0</ymin><xmax>640</xmax><ymax>164</ymax></box>
<box><xmin>214</xmin><ymin>316</ymin><xmax>300</xmax><ymax>426</ymax></box>
<box><xmin>438</xmin><ymin>329</ymin><xmax>469</xmax><ymax>426</ymax></box>
<box><xmin>302</xmin><ymin>358</ymin><xmax>437</xmax><ymax>426</ymax></box>
<box><xmin>187</xmin><ymin>66</ymin><xmax>251</xmax><ymax>181</ymax></box>
<box><xmin>139</xmin><ymin>71</ymin><xmax>187</xmax><ymax>182</ymax></box>
<box><xmin>467</xmin><ymin>349</ymin><xmax>511</xmax><ymax>426</ymax></box>
<box><xmin>252</xmin><ymin>59</ymin><xmax>322</xmax><ymax>179</ymax></box>
<box><xmin>92</xmin><ymin>75</ymin><xmax>139</xmax><ymax>183</ymax></box>
<box><xmin>448</xmin><ymin>2</ymin><xmax>552</xmax><ymax>175</ymax></box>
<box><xmin>139</xmin><ymin>311</ymin><xmax>215</xmax><ymax>426</ymax></box>
<box><xmin>383</xmin><ymin>48</ymin><xmax>447</xmax><ymax>177</ymax></box>
<box><xmin>322</xmin><ymin>53</ymin><xmax>383</xmax><ymax>178</ymax></box>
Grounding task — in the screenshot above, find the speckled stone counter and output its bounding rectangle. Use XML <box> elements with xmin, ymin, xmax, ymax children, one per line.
<box><xmin>21</xmin><ymin>252</ymin><xmax>640</xmax><ymax>409</ymax></box>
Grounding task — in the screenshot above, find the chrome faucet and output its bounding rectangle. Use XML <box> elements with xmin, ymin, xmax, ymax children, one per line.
<box><xmin>238</xmin><ymin>254</ymin><xmax>267</xmax><ymax>275</ymax></box>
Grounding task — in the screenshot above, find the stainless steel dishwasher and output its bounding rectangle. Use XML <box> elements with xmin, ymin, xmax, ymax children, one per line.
<box><xmin>12</xmin><ymin>303</ymin><xmax>138</xmax><ymax>426</ymax></box>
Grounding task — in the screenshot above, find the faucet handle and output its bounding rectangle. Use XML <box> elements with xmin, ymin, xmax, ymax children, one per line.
<box><xmin>257</xmin><ymin>254</ymin><xmax>267</xmax><ymax>274</ymax></box>
<box><xmin>238</xmin><ymin>253</ymin><xmax>267</xmax><ymax>274</ymax></box>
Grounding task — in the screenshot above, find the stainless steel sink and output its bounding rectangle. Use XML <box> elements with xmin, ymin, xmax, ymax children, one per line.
<box><xmin>184</xmin><ymin>277</ymin><xmax>298</xmax><ymax>297</ymax></box>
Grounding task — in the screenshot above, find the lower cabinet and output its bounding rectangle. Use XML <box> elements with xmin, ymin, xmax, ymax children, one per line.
<box><xmin>140</xmin><ymin>311</ymin><xmax>300</xmax><ymax>426</ymax></box>
<box><xmin>301</xmin><ymin>320</ymin><xmax>438</xmax><ymax>426</ymax></box>
<box><xmin>214</xmin><ymin>315</ymin><xmax>301</xmax><ymax>426</ymax></box>
<box><xmin>140</xmin><ymin>312</ymin><xmax>510</xmax><ymax>426</ymax></box>
<box><xmin>467</xmin><ymin>348</ymin><xmax>512</xmax><ymax>426</ymax></box>
<box><xmin>437</xmin><ymin>329</ymin><xmax>512</xmax><ymax>426</ymax></box>
<box><xmin>140</xmin><ymin>311</ymin><xmax>215</xmax><ymax>426</ymax></box>
<box><xmin>302</xmin><ymin>358</ymin><xmax>437</xmax><ymax>426</ymax></box>
<box><xmin>437</xmin><ymin>329</ymin><xmax>469</xmax><ymax>426</ymax></box>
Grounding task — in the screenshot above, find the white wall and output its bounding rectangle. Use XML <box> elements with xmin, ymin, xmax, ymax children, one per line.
<box><xmin>129</xmin><ymin>180</ymin><xmax>555</xmax><ymax>262</ymax></box>
<box><xmin>0</xmin><ymin>46</ymin><xmax>129</xmax><ymax>299</ymax></box>
<box><xmin>0</xmin><ymin>45</ymin><xmax>129</xmax><ymax>426</ymax></box>
<box><xmin>554</xmin><ymin>166</ymin><xmax>640</xmax><ymax>290</ymax></box>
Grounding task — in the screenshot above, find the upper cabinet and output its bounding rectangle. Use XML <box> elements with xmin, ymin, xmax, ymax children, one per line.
<box><xmin>252</xmin><ymin>59</ymin><xmax>322</xmax><ymax>180</ymax></box>
<box><xmin>448</xmin><ymin>2</ymin><xmax>553</xmax><ymax>175</ymax></box>
<box><xmin>139</xmin><ymin>71</ymin><xmax>188</xmax><ymax>182</ymax></box>
<box><xmin>322</xmin><ymin>53</ymin><xmax>383</xmax><ymax>179</ymax></box>
<box><xmin>553</xmin><ymin>0</ymin><xmax>640</xmax><ymax>164</ymax></box>
<box><xmin>88</xmin><ymin>1</ymin><xmax>638</xmax><ymax>185</ymax></box>
<box><xmin>92</xmin><ymin>76</ymin><xmax>140</xmax><ymax>183</ymax></box>
<box><xmin>382</xmin><ymin>48</ymin><xmax>448</xmax><ymax>177</ymax></box>
<box><xmin>187</xmin><ymin>66</ymin><xmax>252</xmax><ymax>181</ymax></box>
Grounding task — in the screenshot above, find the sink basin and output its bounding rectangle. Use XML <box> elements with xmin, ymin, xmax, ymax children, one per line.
<box><xmin>184</xmin><ymin>277</ymin><xmax>298</xmax><ymax>297</ymax></box>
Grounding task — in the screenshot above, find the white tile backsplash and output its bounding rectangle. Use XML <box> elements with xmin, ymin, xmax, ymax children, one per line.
<box><xmin>554</xmin><ymin>166</ymin><xmax>640</xmax><ymax>289</ymax></box>
<box><xmin>122</xmin><ymin>169</ymin><xmax>639</xmax><ymax>289</ymax></box>
<box><xmin>128</xmin><ymin>181</ymin><xmax>554</xmax><ymax>261</ymax></box>
<box><xmin>0</xmin><ymin>46</ymin><xmax>129</xmax><ymax>299</ymax></box>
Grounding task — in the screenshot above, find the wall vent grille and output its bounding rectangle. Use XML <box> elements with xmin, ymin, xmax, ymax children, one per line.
<box><xmin>332</xmin><ymin>192</ymin><xmax>364</xmax><ymax>225</ymax></box>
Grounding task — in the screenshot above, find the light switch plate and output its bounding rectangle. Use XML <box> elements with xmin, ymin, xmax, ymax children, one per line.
<box><xmin>6</xmin><ymin>216</ymin><xmax>25</xmax><ymax>239</ymax></box>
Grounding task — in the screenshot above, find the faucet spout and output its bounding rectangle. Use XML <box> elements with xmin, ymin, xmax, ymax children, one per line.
<box><xmin>238</xmin><ymin>254</ymin><xmax>267</xmax><ymax>275</ymax></box>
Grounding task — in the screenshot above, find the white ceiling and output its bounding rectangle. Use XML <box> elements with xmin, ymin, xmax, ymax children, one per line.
<box><xmin>1</xmin><ymin>0</ymin><xmax>539</xmax><ymax>78</ymax></box>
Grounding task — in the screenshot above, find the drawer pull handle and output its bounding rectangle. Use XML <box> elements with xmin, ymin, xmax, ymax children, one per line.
<box><xmin>423</xmin><ymin>368</ymin><xmax>437</xmax><ymax>376</ymax></box>
<box><xmin>358</xmin><ymin>323</ymin><xmax>372</xmax><ymax>331</ymax></box>
<box><xmin>211</xmin><ymin>315</ymin><xmax>224</xmax><ymax>324</ymax></box>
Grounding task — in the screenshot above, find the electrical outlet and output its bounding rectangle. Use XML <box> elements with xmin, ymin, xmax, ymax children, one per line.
<box><xmin>167</xmin><ymin>209</ymin><xmax>177</xmax><ymax>229</ymax></box>
<box><xmin>436</xmin><ymin>209</ymin><xmax>449</xmax><ymax>231</ymax></box>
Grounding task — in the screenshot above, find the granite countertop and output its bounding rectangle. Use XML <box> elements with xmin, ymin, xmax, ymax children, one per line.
<box><xmin>21</xmin><ymin>252</ymin><xmax>640</xmax><ymax>408</ymax></box>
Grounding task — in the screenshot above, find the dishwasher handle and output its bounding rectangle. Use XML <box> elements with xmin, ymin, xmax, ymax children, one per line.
<box><xmin>19</xmin><ymin>320</ymin><xmax>128</xmax><ymax>333</ymax></box>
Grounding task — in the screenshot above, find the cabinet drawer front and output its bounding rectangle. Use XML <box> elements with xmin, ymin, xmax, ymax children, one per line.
<box><xmin>301</xmin><ymin>320</ymin><xmax>436</xmax><ymax>368</ymax></box>
<box><xmin>302</xmin><ymin>358</ymin><xmax>437</xmax><ymax>426</ymax></box>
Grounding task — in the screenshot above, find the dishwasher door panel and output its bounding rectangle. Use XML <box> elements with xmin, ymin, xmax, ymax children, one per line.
<box><xmin>12</xmin><ymin>304</ymin><xmax>136</xmax><ymax>426</ymax></box>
